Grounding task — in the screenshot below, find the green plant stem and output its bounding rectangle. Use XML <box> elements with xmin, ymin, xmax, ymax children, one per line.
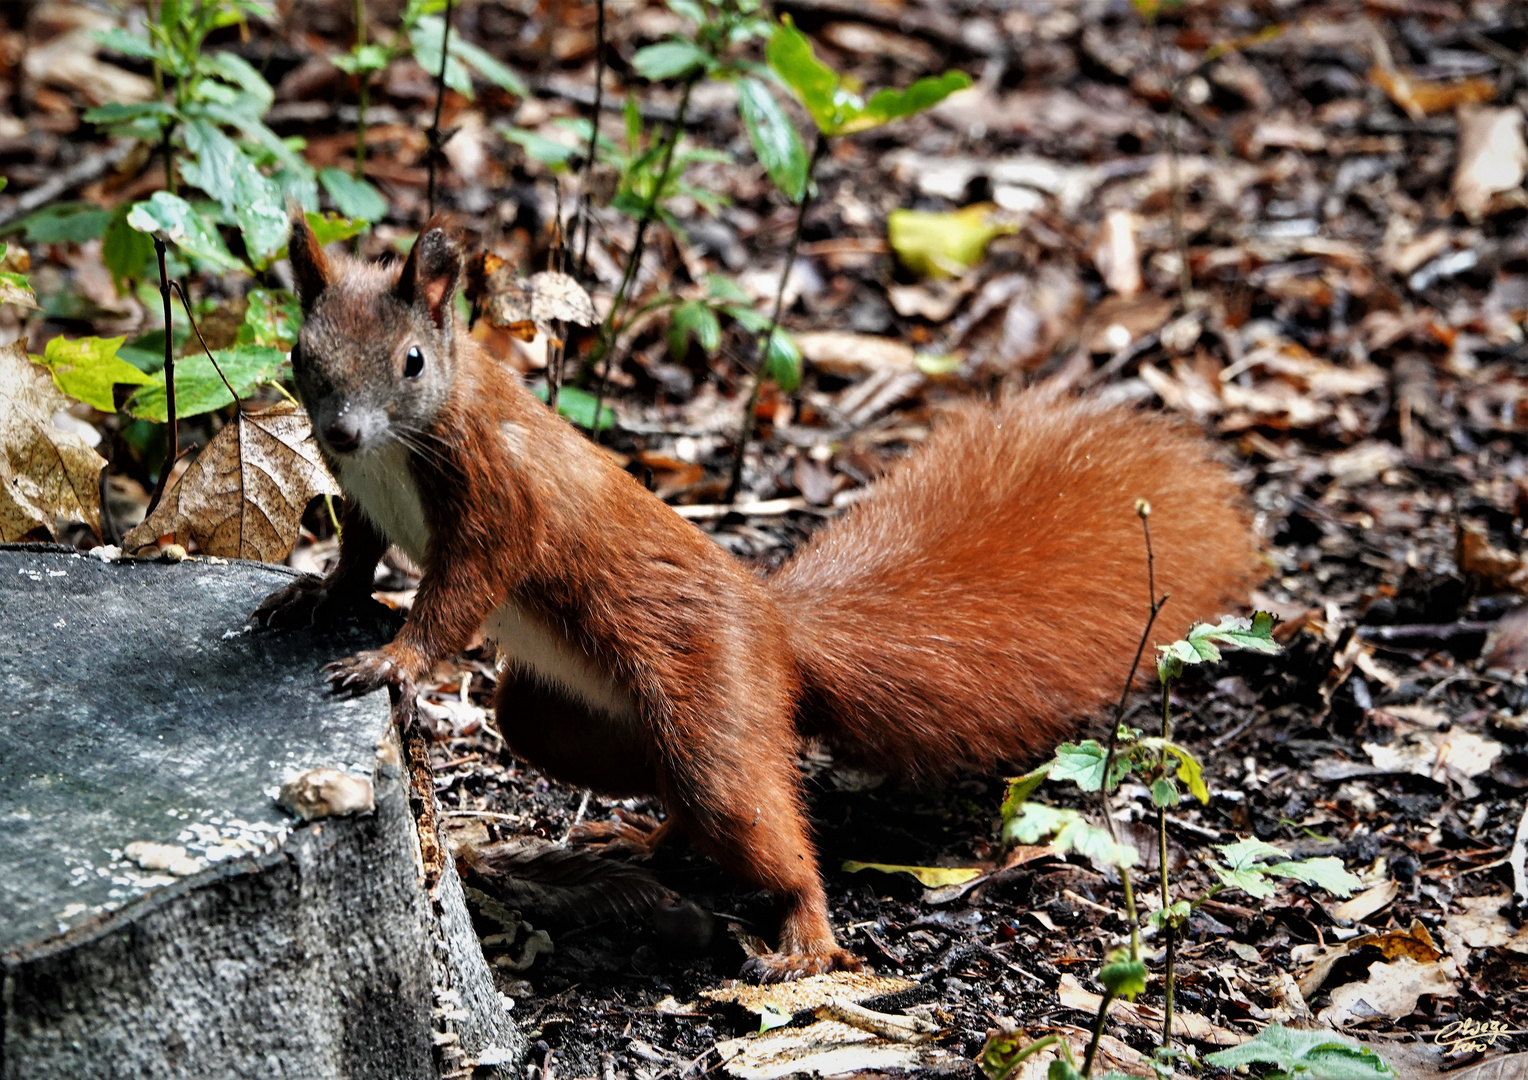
<box><xmin>1082</xmin><ymin>990</ymin><xmax>1117</xmax><ymax>1077</ymax></box>
<box><xmin>724</xmin><ymin>130</ymin><xmax>828</xmax><ymax>504</ymax></box>
<box><xmin>144</xmin><ymin>237</ymin><xmax>176</xmax><ymax>517</ymax></box>
<box><xmin>1099</xmin><ymin>512</ymin><xmax>1164</xmax><ymax>838</ymax></box>
<box><xmin>1158</xmin><ymin>651</ymin><xmax>1177</xmax><ymax>1054</ymax></box>
<box><xmin>587</xmin><ymin>74</ymin><xmax>698</xmax><ymax>435</ymax></box>
<box><xmin>425</xmin><ymin>0</ymin><xmax>455</xmax><ymax>216</ymax></box>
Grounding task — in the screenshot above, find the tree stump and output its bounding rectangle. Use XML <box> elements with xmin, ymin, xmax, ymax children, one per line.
<box><xmin>0</xmin><ymin>546</ymin><xmax>521</xmax><ymax>1079</ymax></box>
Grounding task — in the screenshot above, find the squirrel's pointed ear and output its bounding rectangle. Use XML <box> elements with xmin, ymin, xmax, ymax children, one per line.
<box><xmin>288</xmin><ymin>213</ymin><xmax>331</xmax><ymax>313</ymax></box>
<box><xmin>396</xmin><ymin>223</ymin><xmax>461</xmax><ymax>332</ymax></box>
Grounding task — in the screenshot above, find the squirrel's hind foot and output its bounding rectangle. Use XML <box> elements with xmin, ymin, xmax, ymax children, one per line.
<box><xmin>740</xmin><ymin>946</ymin><xmax>866</xmax><ymax>983</ymax></box>
<box><xmin>250</xmin><ymin>574</ymin><xmax>371</xmax><ymax>630</ymax></box>
<box><xmin>568</xmin><ymin>810</ymin><xmax>674</xmax><ymax>858</ymax></box>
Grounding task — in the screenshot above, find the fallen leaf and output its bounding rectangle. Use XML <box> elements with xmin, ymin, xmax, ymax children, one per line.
<box><xmin>841</xmin><ymin>862</ymin><xmax>985</xmax><ymax>888</ymax></box>
<box><xmin>1369</xmin><ymin>65</ymin><xmax>1495</xmax><ymax>120</ymax></box>
<box><xmin>1092</xmin><ymin>209</ymin><xmax>1141</xmax><ymax>299</ymax></box>
<box><xmin>0</xmin><ymin>341</ymin><xmax>106</xmax><ymax>540</ymax></box>
<box><xmin>465</xmin><ymin>253</ymin><xmax>597</xmax><ymax>340</ymax></box>
<box><xmin>794</xmin><ymin>331</ymin><xmax>918</xmax><ymax>375</ymax></box>
<box><xmin>703</xmin><ymin>972</ymin><xmax>916</xmax><ymax>1019</ymax></box>
<box><xmin>1444</xmin><ymin>894</ymin><xmax>1528</xmax><ymax>956</ymax></box>
<box><xmin>1454</xmin><ymin>106</ymin><xmax>1528</xmax><ymax>222</ymax></box>
<box><xmin>887</xmin><ymin>203</ymin><xmax>1015</xmax><ymax>279</ymax></box>
<box><xmin>1317</xmin><ymin>956</ymin><xmax>1458</xmax><ymax>1027</ymax></box>
<box><xmin>1485</xmin><ymin>607</ymin><xmax>1528</xmax><ymax>673</ymax></box>
<box><xmin>122</xmin><ymin>400</ymin><xmax>339</xmax><ymax>561</ymax></box>
<box><xmin>1330</xmin><ymin>879</ymin><xmax>1399</xmax><ymax>925</ymax></box>
<box><xmin>1056</xmin><ymin>974</ymin><xmax>1244</xmax><ymax>1045</ymax></box>
<box><xmin>1458</xmin><ymin>519</ymin><xmax>1528</xmax><ymax>593</ymax></box>
<box><xmin>1298</xmin><ymin>921</ymin><xmax>1445</xmax><ymax>1000</ymax></box>
<box><xmin>1363</xmin><ymin>726</ymin><xmax>1504</xmax><ymax>799</ymax></box>
<box><xmin>715</xmin><ymin>1018</ymin><xmax>959</xmax><ymax>1079</ymax></box>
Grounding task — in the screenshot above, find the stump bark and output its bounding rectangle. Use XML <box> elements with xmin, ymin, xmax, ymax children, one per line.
<box><xmin>0</xmin><ymin>546</ymin><xmax>521</xmax><ymax>1079</ymax></box>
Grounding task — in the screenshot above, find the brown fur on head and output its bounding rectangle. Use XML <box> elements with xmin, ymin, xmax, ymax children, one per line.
<box><xmin>286</xmin><ymin>214</ymin><xmax>463</xmax><ymax>460</ymax></box>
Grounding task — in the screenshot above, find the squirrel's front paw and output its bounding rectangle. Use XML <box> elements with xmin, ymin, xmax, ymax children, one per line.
<box><xmin>323</xmin><ymin>650</ymin><xmax>414</xmax><ymax>698</ymax></box>
<box><xmin>250</xmin><ymin>575</ymin><xmax>366</xmax><ymax>629</ymax></box>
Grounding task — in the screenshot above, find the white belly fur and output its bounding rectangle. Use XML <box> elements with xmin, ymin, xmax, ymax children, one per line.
<box><xmin>486</xmin><ymin>602</ymin><xmax>638</xmax><ymax>721</ymax></box>
<box><xmin>337</xmin><ymin>443</ymin><xmax>432</xmax><ymax>567</ymax></box>
<box><xmin>337</xmin><ymin>443</ymin><xmax>635</xmax><ymax>720</ymax></box>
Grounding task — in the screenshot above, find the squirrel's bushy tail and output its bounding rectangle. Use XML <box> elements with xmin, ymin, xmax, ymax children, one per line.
<box><xmin>767</xmin><ymin>390</ymin><xmax>1260</xmax><ymax>781</ymax></box>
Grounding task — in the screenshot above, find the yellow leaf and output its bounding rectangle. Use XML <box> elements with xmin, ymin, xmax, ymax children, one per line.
<box><xmin>841</xmin><ymin>861</ymin><xmax>985</xmax><ymax>887</ymax></box>
<box><xmin>887</xmin><ymin>203</ymin><xmax>1014</xmax><ymax>280</ymax></box>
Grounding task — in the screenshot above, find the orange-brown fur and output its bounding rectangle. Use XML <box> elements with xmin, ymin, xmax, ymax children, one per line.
<box><xmin>257</xmin><ymin>218</ymin><xmax>1260</xmax><ymax>981</ymax></box>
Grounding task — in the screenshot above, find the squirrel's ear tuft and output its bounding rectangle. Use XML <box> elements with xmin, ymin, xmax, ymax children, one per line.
<box><xmin>396</xmin><ymin>221</ymin><xmax>461</xmax><ymax>332</ymax></box>
<box><xmin>288</xmin><ymin>212</ymin><xmax>332</xmax><ymax>313</ymax></box>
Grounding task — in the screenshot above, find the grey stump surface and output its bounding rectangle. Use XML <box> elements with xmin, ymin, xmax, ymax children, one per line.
<box><xmin>0</xmin><ymin>546</ymin><xmax>520</xmax><ymax>1079</ymax></box>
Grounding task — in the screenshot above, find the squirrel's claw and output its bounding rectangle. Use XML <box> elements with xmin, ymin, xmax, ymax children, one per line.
<box><xmin>740</xmin><ymin>948</ymin><xmax>866</xmax><ymax>984</ymax></box>
<box><xmin>323</xmin><ymin>650</ymin><xmax>411</xmax><ymax>698</ymax></box>
<box><xmin>249</xmin><ymin>574</ymin><xmax>327</xmax><ymax>629</ymax></box>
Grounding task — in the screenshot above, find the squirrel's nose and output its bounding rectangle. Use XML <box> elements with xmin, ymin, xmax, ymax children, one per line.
<box><xmin>324</xmin><ymin>417</ymin><xmax>361</xmax><ymax>454</ymax></box>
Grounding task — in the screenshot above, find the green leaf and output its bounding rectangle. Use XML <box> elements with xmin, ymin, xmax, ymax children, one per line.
<box><xmin>126</xmin><ymin>192</ymin><xmax>243</xmax><ymax>271</ymax></box>
<box><xmin>765</xmin><ymin>17</ymin><xmax>847</xmax><ymax>135</ymax></box>
<box><xmin>449</xmin><ymin>36</ymin><xmax>527</xmax><ymax>97</ymax></box>
<box><xmin>411</xmin><ymin>16</ymin><xmax>474</xmax><ymax>98</ymax></box>
<box><xmin>1000</xmin><ymin>765</ymin><xmax>1050</xmax><ymax>822</ymax></box>
<box><xmin>1005</xmin><ymin>804</ymin><xmax>1136</xmax><ymax>871</ymax></box>
<box><xmin>1138</xmin><ymin>738</ymin><xmax>1210</xmax><ymax>804</ymax></box>
<box><xmin>1206</xmin><ymin>1024</ymin><xmax>1397</xmax><ymax>1080</ymax></box>
<box><xmin>92</xmin><ymin>26</ymin><xmax>163</xmax><ymax>61</ymax></box>
<box><xmin>11</xmin><ymin>202</ymin><xmax>113</xmax><ymax>244</ymax></box>
<box><xmin>735</xmin><ymin>76</ymin><xmax>808</xmax><ymax>201</ymax></box>
<box><xmin>81</xmin><ymin>101</ymin><xmax>177</xmax><ymax>133</ymax></box>
<box><xmin>1099</xmin><ymin>954</ymin><xmax>1147</xmax><ymax>1000</ymax></box>
<box><xmin>125</xmin><ymin>345</ymin><xmax>287</xmax><ymax>421</ymax></box>
<box><xmin>1264</xmin><ymin>857</ymin><xmax>1360</xmax><ymax>898</ymax></box>
<box><xmin>668</xmin><ymin>300</ymin><xmax>721</xmax><ymax>359</ymax></box>
<box><xmin>1157</xmin><ymin>612</ymin><xmax>1280</xmax><ymax>678</ymax></box>
<box><xmin>762</xmin><ymin>327</ymin><xmax>801</xmax><ymax>393</ymax></box>
<box><xmin>303</xmin><ymin>210</ymin><xmax>368</xmax><ymax>247</ymax></box>
<box><xmin>766</xmin><ymin>16</ymin><xmax>969</xmax><ymax>135</ymax></box>
<box><xmin>200</xmin><ymin>50</ymin><xmax>275</xmax><ymax>112</ymax></box>
<box><xmin>859</xmin><ymin>70</ymin><xmax>972</xmax><ymax>128</ymax></box>
<box><xmin>319</xmin><ymin>168</ymin><xmax>388</xmax><ymax>223</ymax></box>
<box><xmin>103</xmin><ymin>204</ymin><xmax>155</xmax><ymax>288</ymax></box>
<box><xmin>333</xmin><ymin>43</ymin><xmax>391</xmax><ymax>74</ymax></box>
<box><xmin>181</xmin><ymin>119</ymin><xmax>287</xmax><ymax>265</ymax></box>
<box><xmin>238</xmin><ymin>288</ymin><xmax>302</xmax><ymax>350</ymax></box>
<box><xmin>500</xmin><ymin>126</ymin><xmax>580</xmax><ymax>169</ymax></box>
<box><xmin>666</xmin><ymin>0</ymin><xmax>706</xmax><ymax>22</ymax></box>
<box><xmin>887</xmin><ymin>204</ymin><xmax>1012</xmax><ymax>279</ymax></box>
<box><xmin>532</xmin><ymin>384</ymin><xmax>615</xmax><ymax>431</ymax></box>
<box><xmin>38</xmin><ymin>335</ymin><xmax>153</xmax><ymax>412</ymax></box>
<box><xmin>1048</xmin><ymin>1061</ymin><xmax>1083</xmax><ymax>1080</ymax></box>
<box><xmin>757</xmin><ymin>1004</ymin><xmax>792</xmax><ymax>1033</ymax></box>
<box><xmin>1049</xmin><ymin>740</ymin><xmax>1134</xmax><ymax>793</ymax></box>
<box><xmin>705</xmin><ymin>273</ymin><xmax>751</xmax><ymax>304</ymax></box>
<box><xmin>1150</xmin><ymin>777</ymin><xmax>1179</xmax><ymax>808</ymax></box>
<box><xmin>633</xmin><ymin>39</ymin><xmax>712</xmax><ymax>81</ymax></box>
<box><xmin>1145</xmin><ymin>899</ymin><xmax>1191</xmax><ymax>930</ymax></box>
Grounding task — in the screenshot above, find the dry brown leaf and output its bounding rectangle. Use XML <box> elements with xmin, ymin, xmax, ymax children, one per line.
<box><xmin>1330</xmin><ymin>879</ymin><xmax>1399</xmax><ymax>925</ymax></box>
<box><xmin>1056</xmin><ymin>974</ymin><xmax>1243</xmax><ymax>1045</ymax></box>
<box><xmin>1092</xmin><ymin>209</ymin><xmax>1141</xmax><ymax>299</ymax></box>
<box><xmin>1445</xmin><ymin>894</ymin><xmax>1528</xmax><ymax>956</ymax></box>
<box><xmin>714</xmin><ymin>1018</ymin><xmax>959</xmax><ymax>1079</ymax></box>
<box><xmin>1317</xmin><ymin>956</ymin><xmax>1458</xmax><ymax>1027</ymax></box>
<box><xmin>0</xmin><ymin>341</ymin><xmax>105</xmax><ymax>540</ymax></box>
<box><xmin>702</xmin><ymin>972</ymin><xmax>915</xmax><ymax>1017</ymax></box>
<box><xmin>122</xmin><ymin>400</ymin><xmax>338</xmax><ymax>561</ymax></box>
<box><xmin>1458</xmin><ymin>519</ymin><xmax>1528</xmax><ymax>593</ymax></box>
<box><xmin>1297</xmin><ymin>919</ymin><xmax>1444</xmax><ymax>999</ymax></box>
<box><xmin>466</xmin><ymin>253</ymin><xmax>597</xmax><ymax>341</ymax></box>
<box><xmin>1363</xmin><ymin>726</ymin><xmax>1504</xmax><ymax>798</ymax></box>
<box><xmin>1484</xmin><ymin>607</ymin><xmax>1528</xmax><ymax>673</ymax></box>
<box><xmin>1369</xmin><ymin>65</ymin><xmax>1495</xmax><ymax>120</ymax></box>
<box><xmin>794</xmin><ymin>331</ymin><xmax>917</xmax><ymax>375</ymax></box>
<box><xmin>1454</xmin><ymin>106</ymin><xmax>1528</xmax><ymax>222</ymax></box>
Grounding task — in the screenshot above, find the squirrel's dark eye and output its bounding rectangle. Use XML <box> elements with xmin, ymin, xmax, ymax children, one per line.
<box><xmin>404</xmin><ymin>345</ymin><xmax>424</xmax><ymax>378</ymax></box>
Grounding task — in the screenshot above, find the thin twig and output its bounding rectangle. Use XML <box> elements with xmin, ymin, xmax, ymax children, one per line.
<box><xmin>589</xmin><ymin>75</ymin><xmax>698</xmax><ymax>437</ymax></box>
<box><xmin>724</xmin><ymin>131</ymin><xmax>828</xmax><ymax>503</ymax></box>
<box><xmin>144</xmin><ymin>237</ymin><xmax>177</xmax><ymax>517</ymax></box>
<box><xmin>172</xmin><ymin>282</ymin><xmax>241</xmax><ymax>406</ymax></box>
<box><xmin>575</xmin><ymin>0</ymin><xmax>607</xmax><ymax>282</ymax></box>
<box><xmin>426</xmin><ymin>0</ymin><xmax>456</xmax><ymax>216</ymax></box>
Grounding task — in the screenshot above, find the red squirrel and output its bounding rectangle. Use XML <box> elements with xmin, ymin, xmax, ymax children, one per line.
<box><xmin>254</xmin><ymin>216</ymin><xmax>1259</xmax><ymax>981</ymax></box>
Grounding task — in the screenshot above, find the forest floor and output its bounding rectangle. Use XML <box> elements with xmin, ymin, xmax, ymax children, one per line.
<box><xmin>4</xmin><ymin>0</ymin><xmax>1528</xmax><ymax>1077</ymax></box>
